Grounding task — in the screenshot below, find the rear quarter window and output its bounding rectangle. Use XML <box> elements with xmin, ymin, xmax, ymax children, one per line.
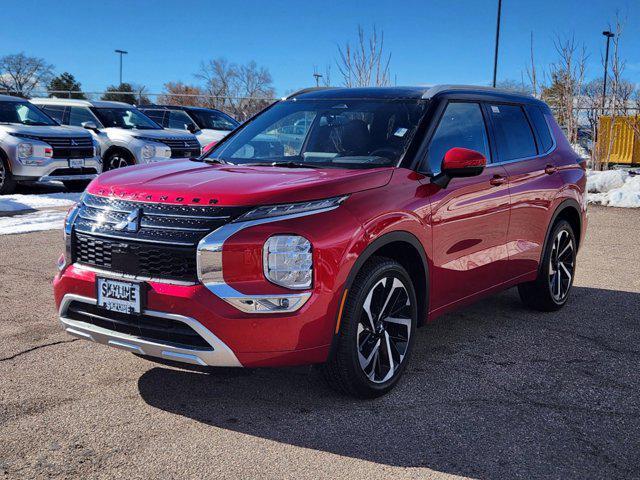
<box><xmin>489</xmin><ymin>104</ymin><xmax>537</xmax><ymax>161</ymax></box>
<box><xmin>526</xmin><ymin>105</ymin><xmax>554</xmax><ymax>153</ymax></box>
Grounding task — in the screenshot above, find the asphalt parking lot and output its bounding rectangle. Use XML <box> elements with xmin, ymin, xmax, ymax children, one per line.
<box><xmin>1</xmin><ymin>205</ymin><xmax>639</xmax><ymax>480</ymax></box>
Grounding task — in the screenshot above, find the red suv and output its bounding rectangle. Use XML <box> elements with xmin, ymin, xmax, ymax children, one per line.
<box><xmin>54</xmin><ymin>85</ymin><xmax>587</xmax><ymax>398</ymax></box>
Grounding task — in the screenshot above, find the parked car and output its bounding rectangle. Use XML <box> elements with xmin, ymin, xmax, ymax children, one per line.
<box><xmin>138</xmin><ymin>105</ymin><xmax>239</xmax><ymax>147</ymax></box>
<box><xmin>31</xmin><ymin>98</ymin><xmax>201</xmax><ymax>171</ymax></box>
<box><xmin>54</xmin><ymin>85</ymin><xmax>587</xmax><ymax>398</ymax></box>
<box><xmin>0</xmin><ymin>94</ymin><xmax>101</xmax><ymax>193</ymax></box>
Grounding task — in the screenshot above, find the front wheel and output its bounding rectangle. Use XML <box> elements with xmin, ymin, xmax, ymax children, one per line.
<box><xmin>104</xmin><ymin>151</ymin><xmax>134</xmax><ymax>171</ymax></box>
<box><xmin>0</xmin><ymin>157</ymin><xmax>16</xmax><ymax>195</ymax></box>
<box><xmin>518</xmin><ymin>219</ymin><xmax>577</xmax><ymax>311</ymax></box>
<box><xmin>320</xmin><ymin>257</ymin><xmax>417</xmax><ymax>398</ymax></box>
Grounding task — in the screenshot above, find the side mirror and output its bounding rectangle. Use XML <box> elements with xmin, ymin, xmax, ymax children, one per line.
<box><xmin>432</xmin><ymin>147</ymin><xmax>486</xmax><ymax>188</ymax></box>
<box><xmin>81</xmin><ymin>121</ymin><xmax>99</xmax><ymax>132</ymax></box>
<box><xmin>186</xmin><ymin>123</ymin><xmax>200</xmax><ymax>134</ymax></box>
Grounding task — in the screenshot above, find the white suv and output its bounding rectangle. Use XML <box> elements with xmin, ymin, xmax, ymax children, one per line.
<box><xmin>31</xmin><ymin>98</ymin><xmax>201</xmax><ymax>171</ymax></box>
<box><xmin>0</xmin><ymin>95</ymin><xmax>101</xmax><ymax>194</ymax></box>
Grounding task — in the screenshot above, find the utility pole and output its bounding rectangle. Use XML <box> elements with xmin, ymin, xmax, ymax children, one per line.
<box><xmin>312</xmin><ymin>67</ymin><xmax>323</xmax><ymax>87</ymax></box>
<box><xmin>601</xmin><ymin>31</ymin><xmax>614</xmax><ymax>114</ymax></box>
<box><xmin>115</xmin><ymin>49</ymin><xmax>128</xmax><ymax>86</ymax></box>
<box><xmin>492</xmin><ymin>0</ymin><xmax>502</xmax><ymax>88</ymax></box>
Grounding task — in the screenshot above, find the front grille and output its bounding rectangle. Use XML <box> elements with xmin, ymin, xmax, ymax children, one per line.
<box><xmin>72</xmin><ymin>193</ymin><xmax>250</xmax><ymax>282</ymax></box>
<box><xmin>29</xmin><ymin>135</ymin><xmax>94</xmax><ymax>159</ymax></box>
<box><xmin>65</xmin><ymin>301</ymin><xmax>212</xmax><ymax>350</ymax></box>
<box><xmin>156</xmin><ymin>137</ymin><xmax>201</xmax><ymax>158</ymax></box>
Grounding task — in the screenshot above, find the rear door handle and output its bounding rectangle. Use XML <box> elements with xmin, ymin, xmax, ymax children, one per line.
<box><xmin>489</xmin><ymin>175</ymin><xmax>506</xmax><ymax>186</ymax></box>
<box><xmin>545</xmin><ymin>164</ymin><xmax>557</xmax><ymax>175</ymax></box>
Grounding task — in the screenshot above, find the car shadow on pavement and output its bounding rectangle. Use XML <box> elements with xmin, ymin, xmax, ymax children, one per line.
<box><xmin>137</xmin><ymin>286</ymin><xmax>640</xmax><ymax>479</ymax></box>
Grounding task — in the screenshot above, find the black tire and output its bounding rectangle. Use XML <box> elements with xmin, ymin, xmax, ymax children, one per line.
<box><xmin>104</xmin><ymin>150</ymin><xmax>134</xmax><ymax>171</ymax></box>
<box><xmin>63</xmin><ymin>180</ymin><xmax>91</xmax><ymax>192</ymax></box>
<box><xmin>0</xmin><ymin>156</ymin><xmax>17</xmax><ymax>195</ymax></box>
<box><xmin>518</xmin><ymin>219</ymin><xmax>577</xmax><ymax>311</ymax></box>
<box><xmin>320</xmin><ymin>257</ymin><xmax>418</xmax><ymax>398</ymax></box>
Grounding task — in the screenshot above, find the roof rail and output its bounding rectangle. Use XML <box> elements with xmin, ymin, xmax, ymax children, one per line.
<box><xmin>422</xmin><ymin>84</ymin><xmax>533</xmax><ymax>99</ymax></box>
<box><xmin>283</xmin><ymin>87</ymin><xmax>336</xmax><ymax>100</ymax></box>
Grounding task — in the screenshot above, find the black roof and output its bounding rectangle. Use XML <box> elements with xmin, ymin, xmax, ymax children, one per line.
<box><xmin>288</xmin><ymin>85</ymin><xmax>547</xmax><ymax>108</ymax></box>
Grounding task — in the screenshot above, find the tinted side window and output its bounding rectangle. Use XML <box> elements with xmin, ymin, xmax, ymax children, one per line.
<box><xmin>526</xmin><ymin>106</ymin><xmax>553</xmax><ymax>152</ymax></box>
<box><xmin>489</xmin><ymin>104</ymin><xmax>537</xmax><ymax>161</ymax></box>
<box><xmin>68</xmin><ymin>106</ymin><xmax>98</xmax><ymax>127</ymax></box>
<box><xmin>426</xmin><ymin>102</ymin><xmax>490</xmax><ymax>173</ymax></box>
<box><xmin>144</xmin><ymin>109</ymin><xmax>166</xmax><ymax>126</ymax></box>
<box><xmin>168</xmin><ymin>110</ymin><xmax>193</xmax><ymax>130</ymax></box>
<box><xmin>41</xmin><ymin>105</ymin><xmax>66</xmax><ymax>124</ymax></box>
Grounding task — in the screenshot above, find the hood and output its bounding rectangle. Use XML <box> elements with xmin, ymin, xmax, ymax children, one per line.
<box><xmin>87</xmin><ymin>159</ymin><xmax>393</xmax><ymax>206</ymax></box>
<box><xmin>103</xmin><ymin>127</ymin><xmax>196</xmax><ymax>140</ymax></box>
<box><xmin>194</xmin><ymin>129</ymin><xmax>227</xmax><ymax>146</ymax></box>
<box><xmin>0</xmin><ymin>124</ymin><xmax>92</xmax><ymax>138</ymax></box>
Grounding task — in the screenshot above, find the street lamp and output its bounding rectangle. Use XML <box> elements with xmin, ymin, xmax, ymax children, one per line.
<box><xmin>313</xmin><ymin>72</ymin><xmax>323</xmax><ymax>87</ymax></box>
<box><xmin>601</xmin><ymin>31</ymin><xmax>614</xmax><ymax>113</ymax></box>
<box><xmin>492</xmin><ymin>0</ymin><xmax>502</xmax><ymax>88</ymax></box>
<box><xmin>115</xmin><ymin>49</ymin><xmax>128</xmax><ymax>86</ymax></box>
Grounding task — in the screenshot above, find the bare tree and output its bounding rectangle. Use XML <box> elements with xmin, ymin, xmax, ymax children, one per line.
<box><xmin>158</xmin><ymin>82</ymin><xmax>207</xmax><ymax>106</ymax></box>
<box><xmin>337</xmin><ymin>25</ymin><xmax>391</xmax><ymax>87</ymax></box>
<box><xmin>541</xmin><ymin>36</ymin><xmax>587</xmax><ymax>144</ymax></box>
<box><xmin>196</xmin><ymin>58</ymin><xmax>275</xmax><ymax>120</ymax></box>
<box><xmin>0</xmin><ymin>52</ymin><xmax>54</xmax><ymax>97</ymax></box>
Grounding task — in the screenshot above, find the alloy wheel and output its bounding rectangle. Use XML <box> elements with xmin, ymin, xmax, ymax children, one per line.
<box><xmin>357</xmin><ymin>276</ymin><xmax>413</xmax><ymax>383</ymax></box>
<box><xmin>548</xmin><ymin>229</ymin><xmax>575</xmax><ymax>302</ymax></box>
<box><xmin>0</xmin><ymin>161</ymin><xmax>5</xmax><ymax>189</ymax></box>
<box><xmin>108</xmin><ymin>155</ymin><xmax>131</xmax><ymax>170</ymax></box>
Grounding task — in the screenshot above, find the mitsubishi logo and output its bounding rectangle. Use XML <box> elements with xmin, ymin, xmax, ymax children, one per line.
<box><xmin>114</xmin><ymin>208</ymin><xmax>142</xmax><ymax>232</ymax></box>
<box><xmin>184</xmin><ymin>141</ymin><xmax>189</xmax><ymax>148</ymax></box>
<box><xmin>71</xmin><ymin>139</ymin><xmax>78</xmax><ymax>146</ymax></box>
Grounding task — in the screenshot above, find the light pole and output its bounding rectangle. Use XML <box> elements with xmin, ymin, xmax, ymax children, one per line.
<box><xmin>492</xmin><ymin>0</ymin><xmax>502</xmax><ymax>88</ymax></box>
<box><xmin>115</xmin><ymin>49</ymin><xmax>128</xmax><ymax>86</ymax></box>
<box><xmin>601</xmin><ymin>31</ymin><xmax>614</xmax><ymax>114</ymax></box>
<box><xmin>313</xmin><ymin>72</ymin><xmax>323</xmax><ymax>87</ymax></box>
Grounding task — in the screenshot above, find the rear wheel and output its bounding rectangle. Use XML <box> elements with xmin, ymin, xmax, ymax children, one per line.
<box><xmin>105</xmin><ymin>150</ymin><xmax>134</xmax><ymax>171</ymax></box>
<box><xmin>518</xmin><ymin>219</ymin><xmax>577</xmax><ymax>311</ymax></box>
<box><xmin>321</xmin><ymin>257</ymin><xmax>417</xmax><ymax>398</ymax></box>
<box><xmin>0</xmin><ymin>157</ymin><xmax>16</xmax><ymax>195</ymax></box>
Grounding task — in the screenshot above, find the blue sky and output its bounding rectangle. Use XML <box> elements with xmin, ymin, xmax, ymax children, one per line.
<box><xmin>2</xmin><ymin>0</ymin><xmax>638</xmax><ymax>96</ymax></box>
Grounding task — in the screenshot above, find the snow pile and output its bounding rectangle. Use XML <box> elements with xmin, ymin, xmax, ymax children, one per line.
<box><xmin>587</xmin><ymin>169</ymin><xmax>640</xmax><ymax>208</ymax></box>
<box><xmin>0</xmin><ymin>210</ymin><xmax>68</xmax><ymax>235</ymax></box>
<box><xmin>0</xmin><ymin>192</ymin><xmax>81</xmax><ymax>213</ymax></box>
<box><xmin>571</xmin><ymin>143</ymin><xmax>590</xmax><ymax>160</ymax></box>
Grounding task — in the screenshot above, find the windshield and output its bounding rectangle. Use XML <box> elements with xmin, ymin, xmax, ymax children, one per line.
<box><xmin>206</xmin><ymin>99</ymin><xmax>426</xmax><ymax>168</ymax></box>
<box><xmin>92</xmin><ymin>107</ymin><xmax>162</xmax><ymax>130</ymax></box>
<box><xmin>0</xmin><ymin>101</ymin><xmax>58</xmax><ymax>126</ymax></box>
<box><xmin>189</xmin><ymin>109</ymin><xmax>238</xmax><ymax>131</ymax></box>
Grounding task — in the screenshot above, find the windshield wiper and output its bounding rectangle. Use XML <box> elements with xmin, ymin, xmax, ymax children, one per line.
<box><xmin>244</xmin><ymin>161</ymin><xmax>321</xmax><ymax>169</ymax></box>
<box><xmin>198</xmin><ymin>157</ymin><xmax>231</xmax><ymax>165</ymax></box>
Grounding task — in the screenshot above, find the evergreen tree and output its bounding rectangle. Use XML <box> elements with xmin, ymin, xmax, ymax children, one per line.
<box><xmin>48</xmin><ymin>72</ymin><xmax>86</xmax><ymax>99</ymax></box>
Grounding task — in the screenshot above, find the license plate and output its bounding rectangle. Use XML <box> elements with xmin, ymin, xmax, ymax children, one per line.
<box><xmin>69</xmin><ymin>159</ymin><xmax>84</xmax><ymax>169</ymax></box>
<box><xmin>97</xmin><ymin>278</ymin><xmax>142</xmax><ymax>315</ymax></box>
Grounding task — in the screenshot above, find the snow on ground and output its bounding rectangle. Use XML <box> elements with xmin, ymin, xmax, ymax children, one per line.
<box><xmin>587</xmin><ymin>169</ymin><xmax>640</xmax><ymax>208</ymax></box>
<box><xmin>0</xmin><ymin>210</ymin><xmax>68</xmax><ymax>235</ymax></box>
<box><xmin>0</xmin><ymin>192</ymin><xmax>81</xmax><ymax>213</ymax></box>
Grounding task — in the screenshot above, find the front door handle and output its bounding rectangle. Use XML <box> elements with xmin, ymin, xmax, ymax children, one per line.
<box><xmin>545</xmin><ymin>164</ymin><xmax>557</xmax><ymax>175</ymax></box>
<box><xmin>489</xmin><ymin>175</ymin><xmax>506</xmax><ymax>186</ymax></box>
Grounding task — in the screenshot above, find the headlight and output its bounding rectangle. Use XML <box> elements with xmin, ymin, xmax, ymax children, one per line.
<box><xmin>94</xmin><ymin>143</ymin><xmax>101</xmax><ymax>157</ymax></box>
<box><xmin>236</xmin><ymin>196</ymin><xmax>348</xmax><ymax>222</ymax></box>
<box><xmin>17</xmin><ymin>142</ymin><xmax>33</xmax><ymax>159</ymax></box>
<box><xmin>141</xmin><ymin>143</ymin><xmax>156</xmax><ymax>159</ymax></box>
<box><xmin>263</xmin><ymin>235</ymin><xmax>312</xmax><ymax>289</ymax></box>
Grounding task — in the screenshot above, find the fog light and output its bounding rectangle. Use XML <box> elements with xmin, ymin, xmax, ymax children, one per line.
<box><xmin>263</xmin><ymin>235</ymin><xmax>312</xmax><ymax>289</ymax></box>
<box><xmin>225</xmin><ymin>293</ymin><xmax>311</xmax><ymax>313</ymax></box>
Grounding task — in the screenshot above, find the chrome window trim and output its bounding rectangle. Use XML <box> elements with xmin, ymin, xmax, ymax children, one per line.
<box><xmin>197</xmin><ymin>205</ymin><xmax>341</xmax><ymax>313</ymax></box>
<box><xmin>58</xmin><ymin>294</ymin><xmax>242</xmax><ymax>367</ymax></box>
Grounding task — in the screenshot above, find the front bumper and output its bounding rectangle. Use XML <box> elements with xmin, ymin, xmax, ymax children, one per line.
<box><xmin>12</xmin><ymin>157</ymin><xmax>102</xmax><ymax>182</ymax></box>
<box><xmin>59</xmin><ymin>294</ymin><xmax>241</xmax><ymax>367</ymax></box>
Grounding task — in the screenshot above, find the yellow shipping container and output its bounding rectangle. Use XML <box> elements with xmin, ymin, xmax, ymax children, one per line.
<box><xmin>597</xmin><ymin>115</ymin><xmax>640</xmax><ymax>165</ymax></box>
